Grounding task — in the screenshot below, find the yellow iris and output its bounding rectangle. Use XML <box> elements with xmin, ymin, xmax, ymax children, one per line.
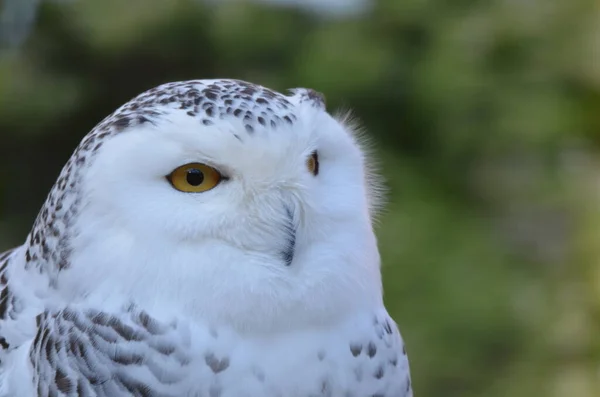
<box><xmin>307</xmin><ymin>151</ymin><xmax>319</xmax><ymax>176</ymax></box>
<box><xmin>167</xmin><ymin>163</ymin><xmax>222</xmax><ymax>193</ymax></box>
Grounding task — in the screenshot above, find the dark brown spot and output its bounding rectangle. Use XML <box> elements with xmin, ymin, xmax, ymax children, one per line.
<box><xmin>350</xmin><ymin>343</ymin><xmax>362</xmax><ymax>357</ymax></box>
<box><xmin>367</xmin><ymin>342</ymin><xmax>377</xmax><ymax>358</ymax></box>
<box><xmin>204</xmin><ymin>91</ymin><xmax>217</xmax><ymax>101</ymax></box>
<box><xmin>321</xmin><ymin>379</ymin><xmax>332</xmax><ymax>396</ymax></box>
<box><xmin>306</xmin><ymin>89</ymin><xmax>326</xmax><ymax>107</ymax></box>
<box><xmin>55</xmin><ymin>367</ymin><xmax>73</xmax><ymax>393</ymax></box>
<box><xmin>153</xmin><ymin>341</ymin><xmax>176</xmax><ymax>356</ymax></box>
<box><xmin>113</xmin><ymin>349</ymin><xmax>144</xmax><ymax>365</ymax></box>
<box><xmin>205</xmin><ymin>352</ymin><xmax>230</xmax><ymax>373</ymax></box>
<box><xmin>138</xmin><ymin>115</ymin><xmax>151</xmax><ymax>124</ymax></box>
<box><xmin>113</xmin><ymin>117</ymin><xmax>130</xmax><ymax>130</ymax></box>
<box><xmin>0</xmin><ymin>287</ymin><xmax>9</xmax><ymax>319</ymax></box>
<box><xmin>108</xmin><ymin>317</ymin><xmax>142</xmax><ymax>341</ymax></box>
<box><xmin>383</xmin><ymin>320</ymin><xmax>393</xmax><ymax>335</ymax></box>
<box><xmin>135</xmin><ymin>310</ymin><xmax>164</xmax><ymax>335</ymax></box>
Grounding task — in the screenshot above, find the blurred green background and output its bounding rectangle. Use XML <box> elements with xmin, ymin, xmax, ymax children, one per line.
<box><xmin>1</xmin><ymin>0</ymin><xmax>599</xmax><ymax>396</ymax></box>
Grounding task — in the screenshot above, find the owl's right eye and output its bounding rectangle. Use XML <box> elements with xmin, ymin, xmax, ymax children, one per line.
<box><xmin>167</xmin><ymin>163</ymin><xmax>222</xmax><ymax>193</ymax></box>
<box><xmin>307</xmin><ymin>151</ymin><xmax>319</xmax><ymax>176</ymax></box>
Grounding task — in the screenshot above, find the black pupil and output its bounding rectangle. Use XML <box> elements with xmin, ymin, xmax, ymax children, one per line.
<box><xmin>186</xmin><ymin>169</ymin><xmax>204</xmax><ymax>186</ymax></box>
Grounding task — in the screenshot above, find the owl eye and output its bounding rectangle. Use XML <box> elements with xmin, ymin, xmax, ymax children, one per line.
<box><xmin>307</xmin><ymin>151</ymin><xmax>319</xmax><ymax>176</ymax></box>
<box><xmin>167</xmin><ymin>163</ymin><xmax>222</xmax><ymax>193</ymax></box>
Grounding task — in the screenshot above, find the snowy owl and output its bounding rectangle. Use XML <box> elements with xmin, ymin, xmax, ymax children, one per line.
<box><xmin>0</xmin><ymin>79</ymin><xmax>412</xmax><ymax>397</ymax></box>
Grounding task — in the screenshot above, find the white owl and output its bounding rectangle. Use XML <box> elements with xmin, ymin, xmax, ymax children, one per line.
<box><xmin>0</xmin><ymin>79</ymin><xmax>412</xmax><ymax>397</ymax></box>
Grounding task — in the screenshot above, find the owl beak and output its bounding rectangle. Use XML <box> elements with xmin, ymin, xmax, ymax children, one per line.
<box><xmin>280</xmin><ymin>205</ymin><xmax>296</xmax><ymax>266</ymax></box>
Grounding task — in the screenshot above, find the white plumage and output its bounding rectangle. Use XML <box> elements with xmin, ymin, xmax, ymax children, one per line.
<box><xmin>0</xmin><ymin>79</ymin><xmax>412</xmax><ymax>397</ymax></box>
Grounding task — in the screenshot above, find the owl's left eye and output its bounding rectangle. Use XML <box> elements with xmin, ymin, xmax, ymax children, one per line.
<box><xmin>167</xmin><ymin>163</ymin><xmax>222</xmax><ymax>193</ymax></box>
<box><xmin>307</xmin><ymin>151</ymin><xmax>319</xmax><ymax>176</ymax></box>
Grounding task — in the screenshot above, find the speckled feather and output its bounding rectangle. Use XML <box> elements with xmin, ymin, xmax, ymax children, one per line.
<box><xmin>0</xmin><ymin>79</ymin><xmax>413</xmax><ymax>397</ymax></box>
<box><xmin>20</xmin><ymin>304</ymin><xmax>409</xmax><ymax>397</ymax></box>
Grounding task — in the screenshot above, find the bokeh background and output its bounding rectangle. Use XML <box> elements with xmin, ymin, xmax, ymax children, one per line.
<box><xmin>1</xmin><ymin>0</ymin><xmax>599</xmax><ymax>395</ymax></box>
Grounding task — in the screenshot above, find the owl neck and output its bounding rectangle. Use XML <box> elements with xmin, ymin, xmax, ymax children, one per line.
<box><xmin>49</xmin><ymin>228</ymin><xmax>384</xmax><ymax>334</ymax></box>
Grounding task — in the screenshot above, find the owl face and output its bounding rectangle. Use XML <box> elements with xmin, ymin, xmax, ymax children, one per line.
<box><xmin>50</xmin><ymin>80</ymin><xmax>384</xmax><ymax>331</ymax></box>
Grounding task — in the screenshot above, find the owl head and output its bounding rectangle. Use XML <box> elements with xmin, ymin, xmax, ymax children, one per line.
<box><xmin>25</xmin><ymin>79</ymin><xmax>386</xmax><ymax>332</ymax></box>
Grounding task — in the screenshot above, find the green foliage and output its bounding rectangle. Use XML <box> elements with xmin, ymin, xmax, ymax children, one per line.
<box><xmin>0</xmin><ymin>0</ymin><xmax>598</xmax><ymax>395</ymax></box>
